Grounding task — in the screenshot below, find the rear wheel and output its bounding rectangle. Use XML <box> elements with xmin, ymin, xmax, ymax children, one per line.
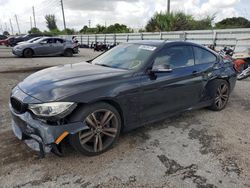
<box><xmin>69</xmin><ymin>102</ymin><xmax>121</xmax><ymax>156</ymax></box>
<box><xmin>64</xmin><ymin>49</ymin><xmax>73</xmax><ymax>57</ymax></box>
<box><xmin>23</xmin><ymin>48</ymin><xmax>33</xmax><ymax>58</ymax></box>
<box><xmin>208</xmin><ymin>80</ymin><xmax>230</xmax><ymax>111</ymax></box>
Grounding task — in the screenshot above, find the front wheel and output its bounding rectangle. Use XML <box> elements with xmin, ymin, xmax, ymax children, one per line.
<box><xmin>208</xmin><ymin>80</ymin><xmax>230</xmax><ymax>111</ymax></box>
<box><xmin>63</xmin><ymin>49</ymin><xmax>73</xmax><ymax>57</ymax></box>
<box><xmin>69</xmin><ymin>103</ymin><xmax>121</xmax><ymax>156</ymax></box>
<box><xmin>23</xmin><ymin>48</ymin><xmax>33</xmax><ymax>58</ymax></box>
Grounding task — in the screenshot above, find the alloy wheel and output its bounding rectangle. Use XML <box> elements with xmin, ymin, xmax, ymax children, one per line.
<box><xmin>215</xmin><ymin>83</ymin><xmax>229</xmax><ymax>109</ymax></box>
<box><xmin>78</xmin><ymin>109</ymin><xmax>118</xmax><ymax>153</ymax></box>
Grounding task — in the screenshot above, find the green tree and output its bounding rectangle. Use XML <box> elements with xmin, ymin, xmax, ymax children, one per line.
<box><xmin>62</xmin><ymin>28</ymin><xmax>76</xmax><ymax>35</ymax></box>
<box><xmin>3</xmin><ymin>31</ymin><xmax>10</xmax><ymax>36</ymax></box>
<box><xmin>80</xmin><ymin>25</ymin><xmax>89</xmax><ymax>33</ymax></box>
<box><xmin>105</xmin><ymin>23</ymin><xmax>131</xmax><ymax>33</ymax></box>
<box><xmin>45</xmin><ymin>14</ymin><xmax>58</xmax><ymax>31</ymax></box>
<box><xmin>79</xmin><ymin>23</ymin><xmax>131</xmax><ymax>34</ymax></box>
<box><xmin>215</xmin><ymin>17</ymin><xmax>250</xmax><ymax>29</ymax></box>
<box><xmin>28</xmin><ymin>27</ymin><xmax>42</xmax><ymax>34</ymax></box>
<box><xmin>145</xmin><ymin>12</ymin><xmax>213</xmax><ymax>32</ymax></box>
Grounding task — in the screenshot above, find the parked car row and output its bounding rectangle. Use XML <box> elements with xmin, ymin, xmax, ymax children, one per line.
<box><xmin>12</xmin><ymin>37</ymin><xmax>79</xmax><ymax>58</ymax></box>
<box><xmin>0</xmin><ymin>34</ymin><xmax>52</xmax><ymax>47</ymax></box>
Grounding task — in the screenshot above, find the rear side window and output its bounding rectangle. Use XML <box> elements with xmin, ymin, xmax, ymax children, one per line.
<box><xmin>55</xmin><ymin>39</ymin><xmax>64</xmax><ymax>43</ymax></box>
<box><xmin>193</xmin><ymin>47</ymin><xmax>217</xmax><ymax>64</ymax></box>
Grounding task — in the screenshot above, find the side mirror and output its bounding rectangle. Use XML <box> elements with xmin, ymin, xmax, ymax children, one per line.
<box><xmin>151</xmin><ymin>64</ymin><xmax>172</xmax><ymax>73</ymax></box>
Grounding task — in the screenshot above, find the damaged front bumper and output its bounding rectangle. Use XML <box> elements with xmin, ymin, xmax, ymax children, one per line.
<box><xmin>10</xmin><ymin>107</ymin><xmax>86</xmax><ymax>157</ymax></box>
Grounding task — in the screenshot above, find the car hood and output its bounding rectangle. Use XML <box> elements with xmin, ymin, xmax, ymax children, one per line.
<box><xmin>14</xmin><ymin>43</ymin><xmax>36</xmax><ymax>49</ymax></box>
<box><xmin>18</xmin><ymin>62</ymin><xmax>127</xmax><ymax>102</ymax></box>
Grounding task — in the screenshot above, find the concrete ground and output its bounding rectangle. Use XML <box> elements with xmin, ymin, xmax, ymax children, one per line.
<box><xmin>0</xmin><ymin>46</ymin><xmax>250</xmax><ymax>188</ymax></box>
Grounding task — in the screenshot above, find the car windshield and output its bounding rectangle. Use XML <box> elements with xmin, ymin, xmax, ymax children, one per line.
<box><xmin>92</xmin><ymin>43</ymin><xmax>156</xmax><ymax>70</ymax></box>
<box><xmin>27</xmin><ymin>37</ymin><xmax>41</xmax><ymax>43</ymax></box>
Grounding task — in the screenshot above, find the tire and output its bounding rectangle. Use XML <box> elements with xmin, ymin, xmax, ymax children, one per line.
<box><xmin>23</xmin><ymin>48</ymin><xmax>33</xmax><ymax>58</ymax></box>
<box><xmin>69</xmin><ymin>102</ymin><xmax>121</xmax><ymax>156</ymax></box>
<box><xmin>207</xmin><ymin>79</ymin><xmax>230</xmax><ymax>111</ymax></box>
<box><xmin>63</xmin><ymin>49</ymin><xmax>73</xmax><ymax>57</ymax></box>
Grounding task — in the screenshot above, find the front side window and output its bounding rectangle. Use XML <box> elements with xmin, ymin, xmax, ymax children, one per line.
<box><xmin>193</xmin><ymin>47</ymin><xmax>217</xmax><ymax>64</ymax></box>
<box><xmin>92</xmin><ymin>43</ymin><xmax>156</xmax><ymax>70</ymax></box>
<box><xmin>153</xmin><ymin>45</ymin><xmax>194</xmax><ymax>69</ymax></box>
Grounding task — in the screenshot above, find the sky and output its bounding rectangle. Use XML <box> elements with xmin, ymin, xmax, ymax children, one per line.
<box><xmin>0</xmin><ymin>0</ymin><xmax>249</xmax><ymax>34</ymax></box>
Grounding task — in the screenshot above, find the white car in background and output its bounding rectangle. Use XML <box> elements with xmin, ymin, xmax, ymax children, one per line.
<box><xmin>233</xmin><ymin>38</ymin><xmax>250</xmax><ymax>59</ymax></box>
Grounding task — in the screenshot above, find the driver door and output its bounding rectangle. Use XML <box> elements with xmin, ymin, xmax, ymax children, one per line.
<box><xmin>34</xmin><ymin>38</ymin><xmax>54</xmax><ymax>55</ymax></box>
<box><xmin>139</xmin><ymin>45</ymin><xmax>204</xmax><ymax>123</ymax></box>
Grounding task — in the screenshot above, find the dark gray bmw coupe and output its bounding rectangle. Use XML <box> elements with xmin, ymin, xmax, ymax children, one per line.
<box><xmin>10</xmin><ymin>41</ymin><xmax>236</xmax><ymax>157</ymax></box>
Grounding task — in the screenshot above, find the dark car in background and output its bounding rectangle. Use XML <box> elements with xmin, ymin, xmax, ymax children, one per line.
<box><xmin>0</xmin><ymin>36</ymin><xmax>15</xmax><ymax>46</ymax></box>
<box><xmin>12</xmin><ymin>37</ymin><xmax>79</xmax><ymax>57</ymax></box>
<box><xmin>10</xmin><ymin>34</ymin><xmax>52</xmax><ymax>46</ymax></box>
<box><xmin>9</xmin><ymin>41</ymin><xmax>236</xmax><ymax>157</ymax></box>
<box><xmin>0</xmin><ymin>35</ymin><xmax>8</xmax><ymax>40</ymax></box>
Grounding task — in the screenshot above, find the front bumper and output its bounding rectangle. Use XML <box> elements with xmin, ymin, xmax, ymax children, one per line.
<box><xmin>10</xmin><ymin>106</ymin><xmax>86</xmax><ymax>156</ymax></box>
<box><xmin>12</xmin><ymin>48</ymin><xmax>23</xmax><ymax>56</ymax></box>
<box><xmin>9</xmin><ymin>86</ymin><xmax>87</xmax><ymax>156</ymax></box>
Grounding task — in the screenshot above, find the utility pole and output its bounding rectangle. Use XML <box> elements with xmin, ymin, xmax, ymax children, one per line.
<box><xmin>32</xmin><ymin>6</ymin><xmax>36</xmax><ymax>28</ymax></box>
<box><xmin>30</xmin><ymin>16</ymin><xmax>33</xmax><ymax>29</ymax></box>
<box><xmin>9</xmin><ymin>19</ymin><xmax>14</xmax><ymax>35</ymax></box>
<box><xmin>88</xmin><ymin>20</ymin><xmax>91</xmax><ymax>28</ymax></box>
<box><xmin>15</xmin><ymin>15</ymin><xmax>21</xmax><ymax>34</ymax></box>
<box><xmin>167</xmin><ymin>0</ymin><xmax>170</xmax><ymax>13</ymax></box>
<box><xmin>60</xmin><ymin>0</ymin><xmax>66</xmax><ymax>30</ymax></box>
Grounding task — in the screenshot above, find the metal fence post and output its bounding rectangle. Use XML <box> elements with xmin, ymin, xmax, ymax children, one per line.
<box><xmin>213</xmin><ymin>30</ymin><xmax>217</xmax><ymax>47</ymax></box>
<box><xmin>183</xmin><ymin>31</ymin><xmax>187</xmax><ymax>41</ymax></box>
<box><xmin>126</xmin><ymin>34</ymin><xmax>129</xmax><ymax>42</ymax></box>
<box><xmin>141</xmin><ymin>33</ymin><xmax>143</xmax><ymax>40</ymax></box>
<box><xmin>87</xmin><ymin>35</ymin><xmax>89</xmax><ymax>46</ymax></box>
<box><xmin>160</xmin><ymin>32</ymin><xmax>163</xmax><ymax>40</ymax></box>
<box><xmin>80</xmin><ymin>35</ymin><xmax>82</xmax><ymax>45</ymax></box>
<box><xmin>104</xmin><ymin>34</ymin><xmax>106</xmax><ymax>44</ymax></box>
<box><xmin>95</xmin><ymin>34</ymin><xmax>97</xmax><ymax>44</ymax></box>
<box><xmin>114</xmin><ymin>34</ymin><xmax>116</xmax><ymax>44</ymax></box>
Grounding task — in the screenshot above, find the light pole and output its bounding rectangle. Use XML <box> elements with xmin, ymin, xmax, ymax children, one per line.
<box><xmin>167</xmin><ymin>0</ymin><xmax>170</xmax><ymax>13</ymax></box>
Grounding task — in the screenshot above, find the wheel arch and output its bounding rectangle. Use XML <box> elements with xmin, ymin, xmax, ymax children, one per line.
<box><xmin>73</xmin><ymin>98</ymin><xmax>125</xmax><ymax>131</ymax></box>
<box><xmin>209</xmin><ymin>77</ymin><xmax>231</xmax><ymax>91</ymax></box>
<box><xmin>23</xmin><ymin>48</ymin><xmax>34</xmax><ymax>56</ymax></box>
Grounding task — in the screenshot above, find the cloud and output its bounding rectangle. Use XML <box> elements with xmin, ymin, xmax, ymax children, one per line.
<box><xmin>64</xmin><ymin>0</ymin><xmax>138</xmax><ymax>11</ymax></box>
<box><xmin>0</xmin><ymin>0</ymin><xmax>247</xmax><ymax>34</ymax></box>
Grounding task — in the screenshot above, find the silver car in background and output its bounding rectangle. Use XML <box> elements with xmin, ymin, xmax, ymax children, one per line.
<box><xmin>12</xmin><ymin>37</ymin><xmax>78</xmax><ymax>58</ymax></box>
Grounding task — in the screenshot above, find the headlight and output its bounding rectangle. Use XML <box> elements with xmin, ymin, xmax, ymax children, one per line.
<box><xmin>28</xmin><ymin>102</ymin><xmax>76</xmax><ymax>118</ymax></box>
<box><xmin>15</xmin><ymin>46</ymin><xmax>21</xmax><ymax>50</ymax></box>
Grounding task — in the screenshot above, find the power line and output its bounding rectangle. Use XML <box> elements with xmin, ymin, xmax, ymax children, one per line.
<box><xmin>4</xmin><ymin>22</ymin><xmax>8</xmax><ymax>31</ymax></box>
<box><xmin>9</xmin><ymin>19</ymin><xmax>14</xmax><ymax>35</ymax></box>
<box><xmin>88</xmin><ymin>20</ymin><xmax>91</xmax><ymax>28</ymax></box>
<box><xmin>30</xmin><ymin>16</ymin><xmax>33</xmax><ymax>29</ymax></box>
<box><xmin>15</xmin><ymin>15</ymin><xmax>21</xmax><ymax>34</ymax></box>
